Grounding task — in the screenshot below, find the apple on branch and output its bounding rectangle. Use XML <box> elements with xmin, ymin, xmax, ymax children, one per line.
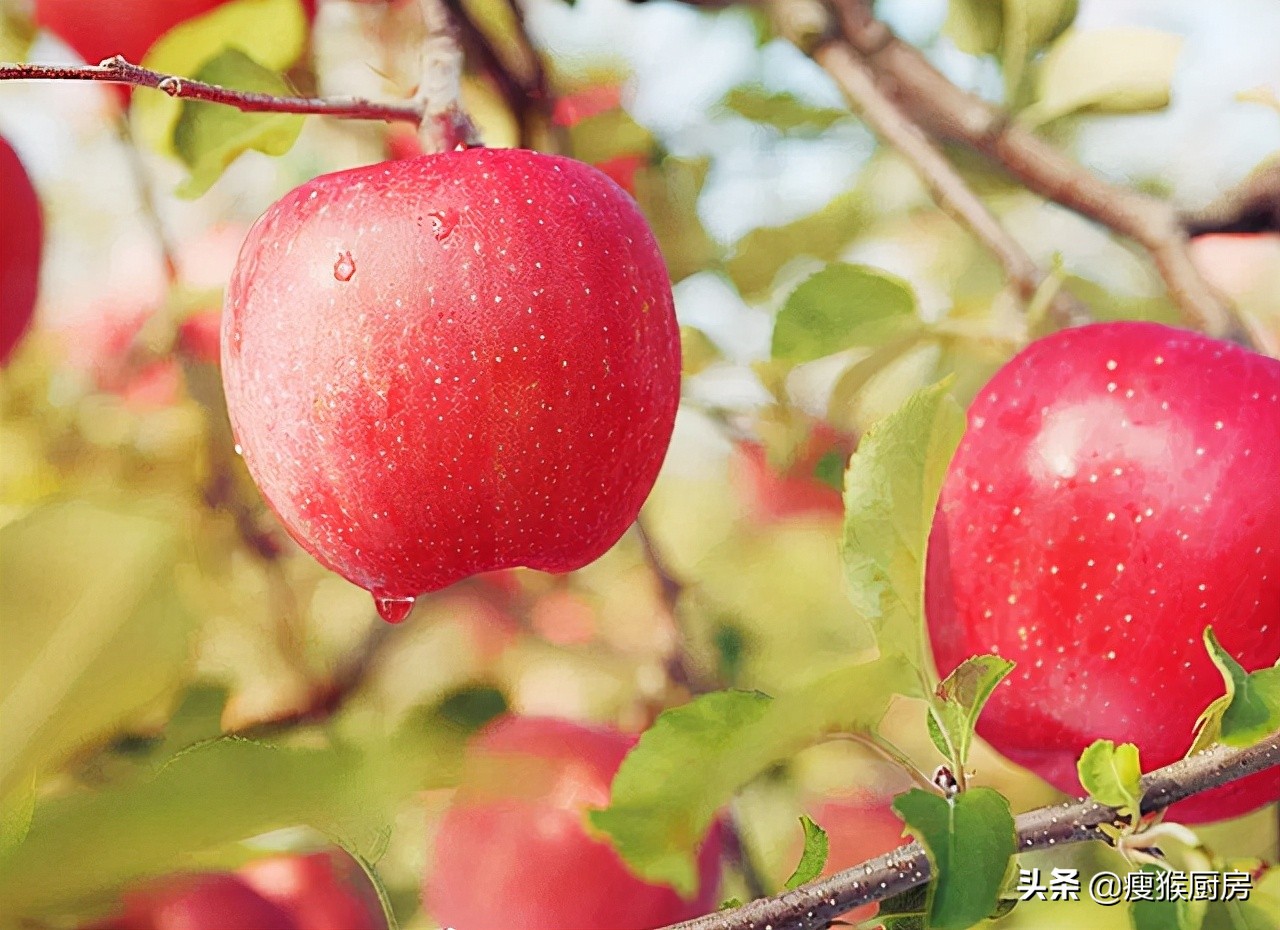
<box><xmin>221</xmin><ymin>147</ymin><xmax>681</xmax><ymax>621</ymax></box>
<box><xmin>926</xmin><ymin>321</ymin><xmax>1280</xmax><ymax>822</ymax></box>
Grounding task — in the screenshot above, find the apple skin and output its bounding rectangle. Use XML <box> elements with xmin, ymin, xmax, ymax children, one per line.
<box><xmin>34</xmin><ymin>0</ymin><xmax>316</xmax><ymax>68</ymax></box>
<box><xmin>0</xmin><ymin>136</ymin><xmax>42</xmax><ymax>365</ymax></box>
<box><xmin>221</xmin><ymin>148</ymin><xmax>680</xmax><ymax>606</ymax></box>
<box><xmin>87</xmin><ymin>873</ymin><xmax>298</xmax><ymax>930</ymax></box>
<box><xmin>238</xmin><ymin>851</ymin><xmax>384</xmax><ymax>930</ymax></box>
<box><xmin>424</xmin><ymin>715</ymin><xmax>722</xmax><ymax>930</ymax></box>
<box><xmin>926</xmin><ymin>321</ymin><xmax>1280</xmax><ymax>822</ymax></box>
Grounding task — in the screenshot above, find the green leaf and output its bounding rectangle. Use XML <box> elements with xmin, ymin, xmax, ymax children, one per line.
<box><xmin>1022</xmin><ymin>28</ymin><xmax>1184</xmax><ymax>126</ymax></box>
<box><xmin>784</xmin><ymin>815</ymin><xmax>830</xmax><ymax>890</ymax></box>
<box><xmin>721</xmin><ymin>85</ymin><xmax>850</xmax><ymax>134</ymax></box>
<box><xmin>944</xmin><ymin>0</ymin><xmax>1004</xmax><ymax>55</ymax></box>
<box><xmin>772</xmin><ymin>263</ymin><xmax>919</xmax><ymax>364</ymax></box>
<box><xmin>632</xmin><ymin>156</ymin><xmax>720</xmax><ymax>284</ymax></box>
<box><xmin>568</xmin><ymin>108</ymin><xmax>654</xmax><ymax>165</ymax></box>
<box><xmin>154</xmin><ymin>685</ymin><xmax>231</xmax><ymax>760</ymax></box>
<box><xmin>842</xmin><ymin>379</ymin><xmax>966</xmax><ymax>667</ymax></box>
<box><xmin>1204</xmin><ymin>866</ymin><xmax>1280</xmax><ymax>930</ymax></box>
<box><xmin>0</xmin><ymin>774</ymin><xmax>37</xmax><ymax>857</ymax></box>
<box><xmin>0</xmin><ymin>500</ymin><xmax>196</xmax><ymax>800</ymax></box>
<box><xmin>726</xmin><ymin>189</ymin><xmax>868</xmax><ymax>300</ymax></box>
<box><xmin>1077</xmin><ymin>740</ymin><xmax>1143</xmax><ymax>817</ymax></box>
<box><xmin>172</xmin><ymin>48</ymin><xmax>305</xmax><ymax>198</ymax></box>
<box><xmin>681</xmin><ymin>325</ymin><xmax>723</xmax><ymax>377</ymax></box>
<box><xmin>1001</xmin><ymin>0</ymin><xmax>1080</xmax><ymax>101</ymax></box>
<box><xmin>132</xmin><ymin>0</ymin><xmax>310</xmax><ymax>158</ymax></box>
<box><xmin>1131</xmin><ymin>866</ymin><xmax>1202</xmax><ymax>930</ymax></box>
<box><xmin>0</xmin><ymin>729</ymin><xmax>463</xmax><ymax>916</ymax></box>
<box><xmin>879</xmin><ymin>884</ymin><xmax>928</xmax><ymax>930</ymax></box>
<box><xmin>591</xmin><ymin>655</ymin><xmax>917</xmax><ymax>895</ymax></box>
<box><xmin>929</xmin><ymin>655</ymin><xmax>1015</xmax><ymax>770</ymax></box>
<box><xmin>1202</xmin><ymin>628</ymin><xmax>1280</xmax><ymax>747</ymax></box>
<box><xmin>892</xmin><ymin>787</ymin><xmax>1017</xmax><ymax>930</ymax></box>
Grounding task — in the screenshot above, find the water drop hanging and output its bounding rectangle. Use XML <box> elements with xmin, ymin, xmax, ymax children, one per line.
<box><xmin>373</xmin><ymin>593</ymin><xmax>415</xmax><ymax>623</ymax></box>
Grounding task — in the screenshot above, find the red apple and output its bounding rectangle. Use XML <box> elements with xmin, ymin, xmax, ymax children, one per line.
<box><xmin>926</xmin><ymin>321</ymin><xmax>1280</xmax><ymax>822</ymax></box>
<box><xmin>88</xmin><ymin>873</ymin><xmax>298</xmax><ymax>930</ymax></box>
<box><xmin>730</xmin><ymin>425</ymin><xmax>850</xmax><ymax>524</ymax></box>
<box><xmin>34</xmin><ymin>0</ymin><xmax>316</xmax><ymax>68</ymax></box>
<box><xmin>424</xmin><ymin>715</ymin><xmax>722</xmax><ymax>929</ymax></box>
<box><xmin>177</xmin><ymin>311</ymin><xmax>222</xmax><ymax>365</ymax></box>
<box><xmin>0</xmin><ymin>135</ymin><xmax>42</xmax><ymax>365</ymax></box>
<box><xmin>221</xmin><ymin>148</ymin><xmax>681</xmax><ymax>620</ymax></box>
<box><xmin>238</xmin><ymin>851</ymin><xmax>384</xmax><ymax>930</ymax></box>
<box><xmin>804</xmin><ymin>794</ymin><xmax>910</xmax><ymax>925</ymax></box>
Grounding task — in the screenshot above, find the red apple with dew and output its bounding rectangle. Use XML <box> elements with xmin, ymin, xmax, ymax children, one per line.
<box><xmin>926</xmin><ymin>321</ymin><xmax>1280</xmax><ymax>822</ymax></box>
<box><xmin>221</xmin><ymin>148</ymin><xmax>681</xmax><ymax>621</ymax></box>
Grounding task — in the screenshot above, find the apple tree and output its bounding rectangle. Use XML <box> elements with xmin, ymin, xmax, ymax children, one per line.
<box><xmin>1</xmin><ymin>0</ymin><xmax>1278</xmax><ymax>928</ymax></box>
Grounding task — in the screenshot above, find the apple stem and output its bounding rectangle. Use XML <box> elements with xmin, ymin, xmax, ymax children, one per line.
<box><xmin>661</xmin><ymin>732</ymin><xmax>1280</xmax><ymax>930</ymax></box>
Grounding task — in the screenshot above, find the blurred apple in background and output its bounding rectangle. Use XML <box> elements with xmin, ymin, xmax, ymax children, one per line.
<box><xmin>425</xmin><ymin>715</ymin><xmax>723</xmax><ymax>930</ymax></box>
<box><xmin>0</xmin><ymin>135</ymin><xmax>42</xmax><ymax>366</ymax></box>
<box><xmin>85</xmin><ymin>850</ymin><xmax>383</xmax><ymax>930</ymax></box>
<box><xmin>803</xmin><ymin>794</ymin><xmax>910</xmax><ymax>927</ymax></box>
<box><xmin>729</xmin><ymin>425</ymin><xmax>852</xmax><ymax>525</ymax></box>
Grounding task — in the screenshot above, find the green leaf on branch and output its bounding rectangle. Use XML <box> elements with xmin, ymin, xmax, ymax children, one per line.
<box><xmin>892</xmin><ymin>787</ymin><xmax>1017</xmax><ymax>930</ymax></box>
<box><xmin>944</xmin><ymin>0</ymin><xmax>1078</xmax><ymax>62</ymax></box>
<box><xmin>841</xmin><ymin>379</ymin><xmax>966</xmax><ymax>669</ymax></box>
<box><xmin>772</xmin><ymin>263</ymin><xmax>919</xmax><ymax>365</ymax></box>
<box><xmin>1131</xmin><ymin>866</ymin><xmax>1203</xmax><ymax>930</ymax></box>
<box><xmin>1022</xmin><ymin>28</ymin><xmax>1184</xmax><ymax>126</ymax></box>
<box><xmin>632</xmin><ymin>156</ymin><xmax>720</xmax><ymax>284</ymax></box>
<box><xmin>725</xmin><ymin>189</ymin><xmax>868</xmax><ymax>300</ymax></box>
<box><xmin>132</xmin><ymin>0</ymin><xmax>310</xmax><ymax>158</ymax></box>
<box><xmin>927</xmin><ymin>655</ymin><xmax>1015</xmax><ymax>770</ymax></box>
<box><xmin>1077</xmin><ymin>739</ymin><xmax>1143</xmax><ymax>819</ymax></box>
<box><xmin>590</xmin><ymin>655</ymin><xmax>918</xmax><ymax>895</ymax></box>
<box><xmin>1203</xmin><ymin>865</ymin><xmax>1280</xmax><ymax>929</ymax></box>
<box><xmin>172</xmin><ymin>48</ymin><xmax>305</xmax><ymax>198</ymax></box>
<box><xmin>721</xmin><ymin>86</ymin><xmax>850</xmax><ymax>135</ymax></box>
<box><xmin>1197</xmin><ymin>628</ymin><xmax>1280</xmax><ymax>748</ymax></box>
<box><xmin>878</xmin><ymin>884</ymin><xmax>929</xmax><ymax>930</ymax></box>
<box><xmin>0</xmin><ymin>499</ymin><xmax>196</xmax><ymax>801</ymax></box>
<box><xmin>0</xmin><ymin>728</ymin><xmax>464</xmax><ymax>916</ymax></box>
<box><xmin>784</xmin><ymin>815</ymin><xmax>830</xmax><ymax>890</ymax></box>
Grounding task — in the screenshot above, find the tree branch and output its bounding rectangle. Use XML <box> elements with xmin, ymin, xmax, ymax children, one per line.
<box><xmin>823</xmin><ymin>0</ymin><xmax>1252</xmax><ymax>345</ymax></box>
<box><xmin>796</xmin><ymin>31</ymin><xmax>1089</xmax><ymax>328</ymax></box>
<box><xmin>662</xmin><ymin>733</ymin><xmax>1280</xmax><ymax>930</ymax></box>
<box><xmin>0</xmin><ymin>58</ymin><xmax>424</xmax><ymax>124</ymax></box>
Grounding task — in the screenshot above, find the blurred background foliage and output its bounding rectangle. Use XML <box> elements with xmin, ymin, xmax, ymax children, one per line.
<box><xmin>0</xmin><ymin>0</ymin><xmax>1278</xmax><ymax>926</ymax></box>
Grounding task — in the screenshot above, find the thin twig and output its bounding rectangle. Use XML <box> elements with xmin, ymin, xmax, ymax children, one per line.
<box><xmin>662</xmin><ymin>733</ymin><xmax>1280</xmax><ymax>930</ymax></box>
<box><xmin>0</xmin><ymin>58</ymin><xmax>423</xmax><ymax>124</ymax></box>
<box><xmin>823</xmin><ymin>0</ymin><xmax>1252</xmax><ymax>345</ymax></box>
<box><xmin>790</xmin><ymin>30</ymin><xmax>1088</xmax><ymax>328</ymax></box>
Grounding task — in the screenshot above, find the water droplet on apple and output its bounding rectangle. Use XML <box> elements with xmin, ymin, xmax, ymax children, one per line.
<box><xmin>333</xmin><ymin>251</ymin><xmax>356</xmax><ymax>281</ymax></box>
<box><xmin>426</xmin><ymin>209</ymin><xmax>458</xmax><ymax>242</ymax></box>
<box><xmin>373</xmin><ymin>592</ymin><xmax>415</xmax><ymax>623</ymax></box>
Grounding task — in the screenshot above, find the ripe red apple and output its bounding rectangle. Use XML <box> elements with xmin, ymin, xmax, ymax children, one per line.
<box><xmin>238</xmin><ymin>851</ymin><xmax>384</xmax><ymax>930</ymax></box>
<box><xmin>926</xmin><ymin>321</ymin><xmax>1280</xmax><ymax>822</ymax></box>
<box><xmin>729</xmin><ymin>425</ymin><xmax>851</xmax><ymax>524</ymax></box>
<box><xmin>424</xmin><ymin>715</ymin><xmax>722</xmax><ymax>930</ymax></box>
<box><xmin>804</xmin><ymin>794</ymin><xmax>910</xmax><ymax>924</ymax></box>
<box><xmin>88</xmin><ymin>873</ymin><xmax>298</xmax><ymax>930</ymax></box>
<box><xmin>0</xmin><ymin>135</ymin><xmax>42</xmax><ymax>365</ymax></box>
<box><xmin>221</xmin><ymin>148</ymin><xmax>681</xmax><ymax>620</ymax></box>
<box><xmin>34</xmin><ymin>0</ymin><xmax>316</xmax><ymax>69</ymax></box>
<box><xmin>86</xmin><ymin>852</ymin><xmax>384</xmax><ymax>930</ymax></box>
